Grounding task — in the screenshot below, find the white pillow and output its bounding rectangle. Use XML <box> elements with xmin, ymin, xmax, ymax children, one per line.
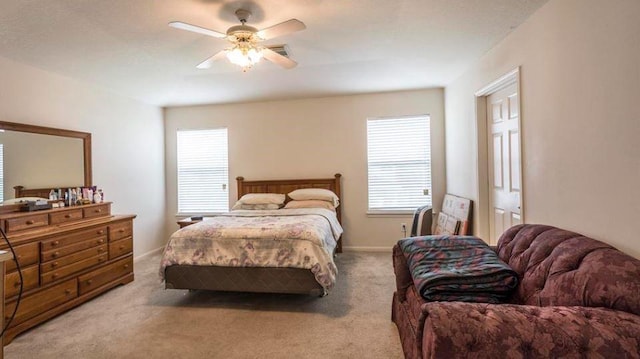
<box><xmin>284</xmin><ymin>200</ymin><xmax>335</xmax><ymax>212</ymax></box>
<box><xmin>238</xmin><ymin>193</ymin><xmax>286</xmax><ymax>205</ymax></box>
<box><xmin>2</xmin><ymin>197</ymin><xmax>49</xmax><ymax>205</ymax></box>
<box><xmin>288</xmin><ymin>188</ymin><xmax>339</xmax><ymax>208</ymax></box>
<box><xmin>231</xmin><ymin>202</ymin><xmax>282</xmax><ymax>211</ymax></box>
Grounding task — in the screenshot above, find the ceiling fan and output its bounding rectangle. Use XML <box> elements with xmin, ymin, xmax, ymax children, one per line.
<box><xmin>169</xmin><ymin>9</ymin><xmax>305</xmax><ymax>71</ymax></box>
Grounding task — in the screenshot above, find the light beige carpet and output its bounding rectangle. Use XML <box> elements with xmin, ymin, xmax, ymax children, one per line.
<box><xmin>5</xmin><ymin>251</ymin><xmax>404</xmax><ymax>359</ymax></box>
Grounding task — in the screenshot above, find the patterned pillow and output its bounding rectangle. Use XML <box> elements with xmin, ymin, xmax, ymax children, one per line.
<box><xmin>231</xmin><ymin>202</ymin><xmax>282</xmax><ymax>211</ymax></box>
<box><xmin>284</xmin><ymin>200</ymin><xmax>336</xmax><ymax>211</ymax></box>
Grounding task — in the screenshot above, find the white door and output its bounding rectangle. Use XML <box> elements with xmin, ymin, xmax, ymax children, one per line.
<box><xmin>487</xmin><ymin>82</ymin><xmax>521</xmax><ymax>244</ymax></box>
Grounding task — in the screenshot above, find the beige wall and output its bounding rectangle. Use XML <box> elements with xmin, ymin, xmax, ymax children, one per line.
<box><xmin>0</xmin><ymin>55</ymin><xmax>166</xmax><ymax>257</ymax></box>
<box><xmin>164</xmin><ymin>89</ymin><xmax>445</xmax><ymax>250</ymax></box>
<box><xmin>445</xmin><ymin>0</ymin><xmax>640</xmax><ymax>257</ymax></box>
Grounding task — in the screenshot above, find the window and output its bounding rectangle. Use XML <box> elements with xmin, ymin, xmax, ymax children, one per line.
<box><xmin>177</xmin><ymin>128</ymin><xmax>229</xmax><ymax>214</ymax></box>
<box><xmin>367</xmin><ymin>115</ymin><xmax>431</xmax><ymax>212</ymax></box>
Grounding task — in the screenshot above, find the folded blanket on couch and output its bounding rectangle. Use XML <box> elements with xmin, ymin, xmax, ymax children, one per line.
<box><xmin>399</xmin><ymin>236</ymin><xmax>518</xmax><ymax>303</ymax></box>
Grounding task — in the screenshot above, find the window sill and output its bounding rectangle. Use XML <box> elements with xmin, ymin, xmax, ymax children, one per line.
<box><xmin>366</xmin><ymin>210</ymin><xmax>414</xmax><ymax>218</ymax></box>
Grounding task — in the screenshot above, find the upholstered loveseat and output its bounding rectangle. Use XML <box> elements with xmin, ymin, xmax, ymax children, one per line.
<box><xmin>391</xmin><ymin>224</ymin><xmax>640</xmax><ymax>358</ymax></box>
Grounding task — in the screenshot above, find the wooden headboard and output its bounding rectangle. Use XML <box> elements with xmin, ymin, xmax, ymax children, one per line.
<box><xmin>236</xmin><ymin>173</ymin><xmax>342</xmax><ymax>219</ymax></box>
<box><xmin>236</xmin><ymin>173</ymin><xmax>343</xmax><ymax>251</ymax></box>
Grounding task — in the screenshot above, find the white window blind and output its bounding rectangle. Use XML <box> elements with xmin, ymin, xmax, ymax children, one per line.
<box><xmin>177</xmin><ymin>128</ymin><xmax>228</xmax><ymax>214</ymax></box>
<box><xmin>367</xmin><ymin>116</ymin><xmax>432</xmax><ymax>211</ymax></box>
<box><xmin>0</xmin><ymin>144</ymin><xmax>3</xmax><ymax>203</ymax></box>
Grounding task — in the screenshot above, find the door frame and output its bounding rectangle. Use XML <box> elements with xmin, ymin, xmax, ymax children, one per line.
<box><xmin>473</xmin><ymin>67</ymin><xmax>525</xmax><ymax>242</ymax></box>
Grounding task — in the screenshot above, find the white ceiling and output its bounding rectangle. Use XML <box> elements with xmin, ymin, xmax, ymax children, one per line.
<box><xmin>0</xmin><ymin>0</ymin><xmax>547</xmax><ymax>107</ymax></box>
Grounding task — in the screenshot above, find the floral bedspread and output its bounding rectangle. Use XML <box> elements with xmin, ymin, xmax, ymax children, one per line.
<box><xmin>159</xmin><ymin>208</ymin><xmax>343</xmax><ymax>290</ymax></box>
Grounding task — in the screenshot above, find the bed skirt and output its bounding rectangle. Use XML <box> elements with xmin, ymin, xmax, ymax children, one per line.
<box><xmin>164</xmin><ymin>265</ymin><xmax>326</xmax><ymax>297</ymax></box>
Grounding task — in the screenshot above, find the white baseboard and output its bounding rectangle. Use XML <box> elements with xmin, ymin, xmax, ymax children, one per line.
<box><xmin>342</xmin><ymin>246</ymin><xmax>393</xmax><ymax>253</ymax></box>
<box><xmin>134</xmin><ymin>246</ymin><xmax>164</xmax><ymax>262</ymax></box>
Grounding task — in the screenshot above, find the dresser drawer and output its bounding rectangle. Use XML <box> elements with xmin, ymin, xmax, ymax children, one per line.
<box><xmin>49</xmin><ymin>209</ymin><xmax>83</xmax><ymax>225</ymax></box>
<box><xmin>78</xmin><ymin>256</ymin><xmax>132</xmax><ymax>295</ymax></box>
<box><xmin>40</xmin><ymin>253</ymin><xmax>108</xmax><ymax>285</ymax></box>
<box><xmin>109</xmin><ymin>220</ymin><xmax>132</xmax><ymax>241</ymax></box>
<box><xmin>5</xmin><ymin>242</ymin><xmax>39</xmax><ymax>272</ymax></box>
<box><xmin>109</xmin><ymin>237</ymin><xmax>133</xmax><ymax>259</ymax></box>
<box><xmin>41</xmin><ymin>236</ymin><xmax>107</xmax><ymax>262</ymax></box>
<box><xmin>41</xmin><ymin>244</ymin><xmax>108</xmax><ymax>273</ymax></box>
<box><xmin>41</xmin><ymin>225</ymin><xmax>108</xmax><ymax>251</ymax></box>
<box><xmin>4</xmin><ymin>213</ymin><xmax>48</xmax><ymax>233</ymax></box>
<box><xmin>5</xmin><ymin>279</ymin><xmax>77</xmax><ymax>326</ymax></box>
<box><xmin>5</xmin><ymin>264</ymin><xmax>39</xmax><ymax>298</ymax></box>
<box><xmin>83</xmin><ymin>204</ymin><xmax>111</xmax><ymax>219</ymax></box>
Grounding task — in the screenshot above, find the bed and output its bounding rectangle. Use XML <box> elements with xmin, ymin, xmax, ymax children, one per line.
<box><xmin>161</xmin><ymin>174</ymin><xmax>343</xmax><ymax>296</ymax></box>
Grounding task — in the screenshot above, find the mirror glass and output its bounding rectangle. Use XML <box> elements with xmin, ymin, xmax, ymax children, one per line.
<box><xmin>0</xmin><ymin>130</ymin><xmax>85</xmax><ymax>202</ymax></box>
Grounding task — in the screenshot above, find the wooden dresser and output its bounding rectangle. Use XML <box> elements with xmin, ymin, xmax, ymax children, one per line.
<box><xmin>0</xmin><ymin>202</ymin><xmax>135</xmax><ymax>343</ymax></box>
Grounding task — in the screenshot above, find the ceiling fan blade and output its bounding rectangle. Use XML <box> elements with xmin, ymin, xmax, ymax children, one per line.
<box><xmin>257</xmin><ymin>19</ymin><xmax>306</xmax><ymax>40</ymax></box>
<box><xmin>196</xmin><ymin>50</ymin><xmax>227</xmax><ymax>69</ymax></box>
<box><xmin>169</xmin><ymin>21</ymin><xmax>226</xmax><ymax>38</ymax></box>
<box><xmin>262</xmin><ymin>47</ymin><xmax>297</xmax><ymax>69</ymax></box>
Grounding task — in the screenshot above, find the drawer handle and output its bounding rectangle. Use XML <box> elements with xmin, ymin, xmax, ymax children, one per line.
<box><xmin>119</xmin><ymin>245</ymin><xmax>125</xmax><ymax>250</ymax></box>
<box><xmin>98</xmin><ymin>247</ymin><xmax>104</xmax><ymax>252</ymax></box>
<box><xmin>98</xmin><ymin>257</ymin><xmax>104</xmax><ymax>262</ymax></box>
<box><xmin>98</xmin><ymin>239</ymin><xmax>105</xmax><ymax>244</ymax></box>
<box><xmin>124</xmin><ymin>264</ymin><xmax>130</xmax><ymax>269</ymax></box>
<box><xmin>97</xmin><ymin>230</ymin><xmax>105</xmax><ymax>235</ymax></box>
<box><xmin>52</xmin><ymin>251</ymin><xmax>60</xmax><ymax>258</ymax></box>
<box><xmin>65</xmin><ymin>289</ymin><xmax>72</xmax><ymax>295</ymax></box>
<box><xmin>26</xmin><ymin>220</ymin><xmax>34</xmax><ymax>225</ymax></box>
<box><xmin>52</xmin><ymin>240</ymin><xmax>60</xmax><ymax>246</ymax></box>
<box><xmin>95</xmin><ymin>209</ymin><xmax>102</xmax><ymax>213</ymax></box>
<box><xmin>64</xmin><ymin>214</ymin><xmax>72</xmax><ymax>219</ymax></box>
<box><xmin>16</xmin><ymin>255</ymin><xmax>22</xmax><ymax>260</ymax></box>
<box><xmin>87</xmin><ymin>280</ymin><xmax>93</xmax><ymax>285</ymax></box>
<box><xmin>52</xmin><ymin>262</ymin><xmax>59</xmax><ymax>267</ymax></box>
<box><xmin>52</xmin><ymin>273</ymin><xmax>59</xmax><ymax>279</ymax></box>
<box><xmin>118</xmin><ymin>229</ymin><xmax>125</xmax><ymax>233</ymax></box>
<box><xmin>13</xmin><ymin>282</ymin><xmax>20</xmax><ymax>288</ymax></box>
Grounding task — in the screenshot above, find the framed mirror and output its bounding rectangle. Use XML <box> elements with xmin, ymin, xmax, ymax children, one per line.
<box><xmin>0</xmin><ymin>121</ymin><xmax>92</xmax><ymax>207</ymax></box>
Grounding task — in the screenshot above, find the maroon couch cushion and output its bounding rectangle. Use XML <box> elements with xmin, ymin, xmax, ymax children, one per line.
<box><xmin>421</xmin><ymin>302</ymin><xmax>640</xmax><ymax>358</ymax></box>
<box><xmin>497</xmin><ymin>224</ymin><xmax>640</xmax><ymax>315</ymax></box>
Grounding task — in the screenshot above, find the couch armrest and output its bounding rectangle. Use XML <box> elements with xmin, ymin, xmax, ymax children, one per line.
<box><xmin>420</xmin><ymin>302</ymin><xmax>640</xmax><ymax>358</ymax></box>
<box><xmin>392</xmin><ymin>244</ymin><xmax>413</xmax><ymax>302</ymax></box>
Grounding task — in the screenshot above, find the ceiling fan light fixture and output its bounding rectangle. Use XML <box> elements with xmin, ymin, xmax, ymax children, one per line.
<box><xmin>226</xmin><ymin>43</ymin><xmax>263</xmax><ymax>70</ymax></box>
<box><xmin>248</xmin><ymin>47</ymin><xmax>263</xmax><ymax>63</ymax></box>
